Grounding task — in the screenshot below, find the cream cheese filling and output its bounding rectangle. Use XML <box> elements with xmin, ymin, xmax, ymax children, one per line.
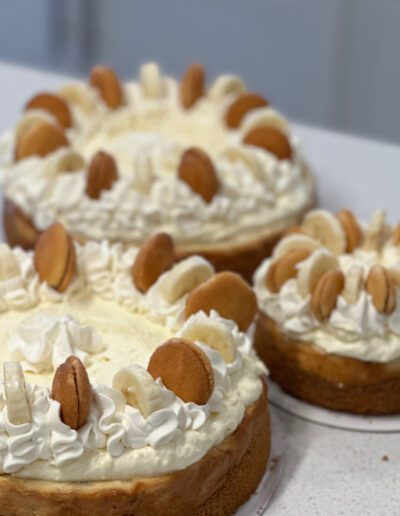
<box><xmin>1</xmin><ymin>296</ymin><xmax>171</xmax><ymax>387</ymax></box>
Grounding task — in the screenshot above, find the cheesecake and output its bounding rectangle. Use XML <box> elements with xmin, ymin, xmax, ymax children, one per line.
<box><xmin>0</xmin><ymin>62</ymin><xmax>315</xmax><ymax>280</ymax></box>
<box><xmin>0</xmin><ymin>226</ymin><xmax>269</xmax><ymax>515</ymax></box>
<box><xmin>253</xmin><ymin>208</ymin><xmax>400</xmax><ymax>415</ymax></box>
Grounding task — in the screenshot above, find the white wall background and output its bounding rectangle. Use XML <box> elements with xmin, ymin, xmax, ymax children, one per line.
<box><xmin>0</xmin><ymin>0</ymin><xmax>399</xmax><ymax>143</ymax></box>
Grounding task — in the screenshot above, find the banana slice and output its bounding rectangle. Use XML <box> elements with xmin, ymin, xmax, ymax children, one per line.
<box><xmin>0</xmin><ymin>245</ymin><xmax>20</xmax><ymax>281</ymax></box>
<box><xmin>273</xmin><ymin>233</ymin><xmax>322</xmax><ymax>260</ymax></box>
<box><xmin>179</xmin><ymin>313</ymin><xmax>236</xmax><ymax>363</ymax></box>
<box><xmin>3</xmin><ymin>362</ymin><xmax>31</xmax><ymax>425</ymax></box>
<box><xmin>342</xmin><ymin>265</ymin><xmax>364</xmax><ymax>304</ymax></box>
<box><xmin>158</xmin><ymin>257</ymin><xmax>214</xmax><ymax>304</ymax></box>
<box><xmin>297</xmin><ymin>250</ymin><xmax>339</xmax><ymax>297</ymax></box>
<box><xmin>220</xmin><ymin>145</ymin><xmax>265</xmax><ymax>181</ymax></box>
<box><xmin>208</xmin><ymin>75</ymin><xmax>246</xmax><ymax>100</ymax></box>
<box><xmin>140</xmin><ymin>63</ymin><xmax>165</xmax><ymax>99</ymax></box>
<box><xmin>59</xmin><ymin>82</ymin><xmax>97</xmax><ymax>115</ymax></box>
<box><xmin>363</xmin><ymin>210</ymin><xmax>389</xmax><ymax>251</ymax></box>
<box><xmin>112</xmin><ymin>364</ymin><xmax>162</xmax><ymax>418</ymax></box>
<box><xmin>240</xmin><ymin>107</ymin><xmax>290</xmax><ymax>136</ymax></box>
<box><xmin>49</xmin><ymin>149</ymin><xmax>85</xmax><ymax>174</ymax></box>
<box><xmin>302</xmin><ymin>210</ymin><xmax>346</xmax><ymax>254</ymax></box>
<box><xmin>132</xmin><ymin>150</ymin><xmax>153</xmax><ymax>193</ymax></box>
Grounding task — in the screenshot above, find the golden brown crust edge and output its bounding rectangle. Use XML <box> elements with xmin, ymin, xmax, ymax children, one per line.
<box><xmin>3</xmin><ymin>192</ymin><xmax>315</xmax><ymax>281</ymax></box>
<box><xmin>0</xmin><ymin>383</ymin><xmax>270</xmax><ymax>516</ymax></box>
<box><xmin>254</xmin><ymin>311</ymin><xmax>400</xmax><ymax>415</ymax></box>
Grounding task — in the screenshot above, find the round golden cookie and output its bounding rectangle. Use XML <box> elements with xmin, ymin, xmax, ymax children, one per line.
<box><xmin>266</xmin><ymin>247</ymin><xmax>312</xmax><ymax>293</ymax></box>
<box><xmin>131</xmin><ymin>233</ymin><xmax>175</xmax><ymax>293</ymax></box>
<box><xmin>86</xmin><ymin>150</ymin><xmax>118</xmax><ymax>199</ymax></box>
<box><xmin>311</xmin><ymin>269</ymin><xmax>345</xmax><ymax>321</ymax></box>
<box><xmin>3</xmin><ymin>199</ymin><xmax>40</xmax><ymax>250</ymax></box>
<box><xmin>25</xmin><ymin>92</ymin><xmax>72</xmax><ymax>128</ymax></box>
<box><xmin>178</xmin><ymin>147</ymin><xmax>219</xmax><ymax>203</ymax></box>
<box><xmin>57</xmin><ymin>248</ymin><xmax>78</xmax><ymax>293</ymax></box>
<box><xmin>265</xmin><ymin>260</ymin><xmax>278</xmax><ymax>293</ymax></box>
<box><xmin>366</xmin><ymin>265</ymin><xmax>396</xmax><ymax>315</ymax></box>
<box><xmin>243</xmin><ymin>126</ymin><xmax>292</xmax><ymax>161</ymax></box>
<box><xmin>34</xmin><ymin>223</ymin><xmax>76</xmax><ymax>292</ymax></box>
<box><xmin>147</xmin><ymin>338</ymin><xmax>214</xmax><ymax>405</ymax></box>
<box><xmin>225</xmin><ymin>92</ymin><xmax>268</xmax><ymax>129</ymax></box>
<box><xmin>185</xmin><ymin>271</ymin><xmax>257</xmax><ymax>331</ymax></box>
<box><xmin>52</xmin><ymin>150</ymin><xmax>85</xmax><ymax>174</ymax></box>
<box><xmin>180</xmin><ymin>63</ymin><xmax>205</xmax><ymax>109</ymax></box>
<box><xmin>51</xmin><ymin>356</ymin><xmax>92</xmax><ymax>430</ymax></box>
<box><xmin>89</xmin><ymin>66</ymin><xmax>123</xmax><ymax>109</ymax></box>
<box><xmin>14</xmin><ymin>120</ymin><xmax>68</xmax><ymax>161</ymax></box>
<box><xmin>337</xmin><ymin>209</ymin><xmax>362</xmax><ymax>252</ymax></box>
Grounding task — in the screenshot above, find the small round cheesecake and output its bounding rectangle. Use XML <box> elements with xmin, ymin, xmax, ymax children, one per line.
<box><xmin>0</xmin><ymin>227</ymin><xmax>269</xmax><ymax>515</ymax></box>
<box><xmin>0</xmin><ymin>62</ymin><xmax>315</xmax><ymax>280</ymax></box>
<box><xmin>253</xmin><ymin>208</ymin><xmax>400</xmax><ymax>415</ymax></box>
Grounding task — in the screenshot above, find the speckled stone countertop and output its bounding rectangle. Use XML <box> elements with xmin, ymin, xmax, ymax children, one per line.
<box><xmin>269</xmin><ymin>404</ymin><xmax>399</xmax><ymax>515</ymax></box>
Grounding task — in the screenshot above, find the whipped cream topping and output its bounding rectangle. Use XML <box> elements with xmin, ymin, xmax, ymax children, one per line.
<box><xmin>254</xmin><ymin>245</ymin><xmax>400</xmax><ymax>363</ymax></box>
<box><xmin>0</xmin><ymin>63</ymin><xmax>314</xmax><ymax>247</ymax></box>
<box><xmin>8</xmin><ymin>313</ymin><xmax>105</xmax><ymax>373</ymax></box>
<box><xmin>141</xmin><ymin>255</ymin><xmax>214</xmax><ymax>329</ymax></box>
<box><xmin>0</xmin><ymin>242</ymin><xmax>266</xmax><ymax>480</ymax></box>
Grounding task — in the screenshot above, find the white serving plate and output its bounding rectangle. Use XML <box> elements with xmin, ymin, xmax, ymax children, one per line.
<box><xmin>236</xmin><ymin>409</ymin><xmax>285</xmax><ymax>515</ymax></box>
<box><xmin>268</xmin><ymin>381</ymin><xmax>400</xmax><ymax>433</ymax></box>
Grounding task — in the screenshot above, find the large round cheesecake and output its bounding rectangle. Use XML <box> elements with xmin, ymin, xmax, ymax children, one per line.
<box><xmin>253</xmin><ymin>208</ymin><xmax>400</xmax><ymax>415</ymax></box>
<box><xmin>0</xmin><ymin>226</ymin><xmax>269</xmax><ymax>515</ymax></box>
<box><xmin>0</xmin><ymin>62</ymin><xmax>315</xmax><ymax>280</ymax></box>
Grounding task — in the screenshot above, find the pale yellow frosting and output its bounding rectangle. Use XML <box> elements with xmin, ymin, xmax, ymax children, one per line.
<box><xmin>0</xmin><ymin>241</ymin><xmax>266</xmax><ymax>481</ymax></box>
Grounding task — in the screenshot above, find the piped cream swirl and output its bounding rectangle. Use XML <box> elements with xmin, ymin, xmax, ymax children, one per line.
<box><xmin>8</xmin><ymin>313</ymin><xmax>105</xmax><ymax>373</ymax></box>
<box><xmin>254</xmin><ymin>245</ymin><xmax>400</xmax><ymax>362</ymax></box>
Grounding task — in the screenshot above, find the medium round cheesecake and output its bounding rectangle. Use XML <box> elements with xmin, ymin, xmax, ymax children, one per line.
<box><xmin>0</xmin><ymin>226</ymin><xmax>269</xmax><ymax>515</ymax></box>
<box><xmin>0</xmin><ymin>62</ymin><xmax>315</xmax><ymax>280</ymax></box>
<box><xmin>253</xmin><ymin>208</ymin><xmax>400</xmax><ymax>415</ymax></box>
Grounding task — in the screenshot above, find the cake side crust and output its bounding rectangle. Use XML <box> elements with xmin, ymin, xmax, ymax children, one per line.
<box><xmin>254</xmin><ymin>311</ymin><xmax>400</xmax><ymax>415</ymax></box>
<box><xmin>0</xmin><ymin>382</ymin><xmax>270</xmax><ymax>516</ymax></box>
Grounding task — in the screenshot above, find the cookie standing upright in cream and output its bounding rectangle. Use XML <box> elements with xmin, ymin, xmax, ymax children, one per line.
<box><xmin>0</xmin><ymin>226</ymin><xmax>269</xmax><ymax>515</ymax></box>
<box><xmin>0</xmin><ymin>62</ymin><xmax>315</xmax><ymax>280</ymax></box>
<box><xmin>253</xmin><ymin>208</ymin><xmax>400</xmax><ymax>415</ymax></box>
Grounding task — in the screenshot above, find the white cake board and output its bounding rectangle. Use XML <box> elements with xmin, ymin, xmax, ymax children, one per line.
<box><xmin>236</xmin><ymin>409</ymin><xmax>285</xmax><ymax>515</ymax></box>
<box><xmin>268</xmin><ymin>380</ymin><xmax>400</xmax><ymax>433</ymax></box>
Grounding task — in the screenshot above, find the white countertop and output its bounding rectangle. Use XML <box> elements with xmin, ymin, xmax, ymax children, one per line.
<box><xmin>0</xmin><ymin>60</ymin><xmax>399</xmax><ymax>516</ymax></box>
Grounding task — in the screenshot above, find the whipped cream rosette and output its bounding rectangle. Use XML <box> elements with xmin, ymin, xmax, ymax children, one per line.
<box><xmin>253</xmin><ymin>208</ymin><xmax>400</xmax><ymax>415</ymax></box>
<box><xmin>0</xmin><ymin>225</ymin><xmax>269</xmax><ymax>516</ymax></box>
<box><xmin>0</xmin><ymin>62</ymin><xmax>315</xmax><ymax>280</ymax></box>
